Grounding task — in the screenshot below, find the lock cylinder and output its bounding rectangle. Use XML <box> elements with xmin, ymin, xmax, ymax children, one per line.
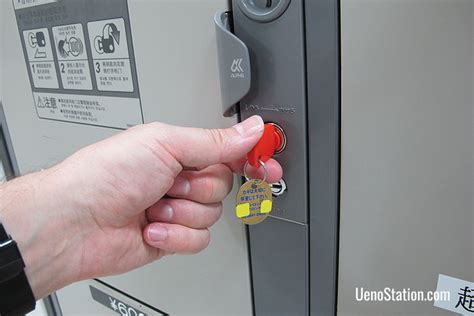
<box><xmin>268</xmin><ymin>122</ymin><xmax>286</xmax><ymax>154</ymax></box>
<box><xmin>237</xmin><ymin>0</ymin><xmax>291</xmax><ymax>22</ymax></box>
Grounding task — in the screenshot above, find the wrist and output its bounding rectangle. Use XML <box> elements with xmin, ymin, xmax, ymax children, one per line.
<box><xmin>0</xmin><ymin>169</ymin><xmax>78</xmax><ymax>299</ymax></box>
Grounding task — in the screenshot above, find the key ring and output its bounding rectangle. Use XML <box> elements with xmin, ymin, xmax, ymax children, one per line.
<box><xmin>244</xmin><ymin>159</ymin><xmax>268</xmax><ymax>183</ymax></box>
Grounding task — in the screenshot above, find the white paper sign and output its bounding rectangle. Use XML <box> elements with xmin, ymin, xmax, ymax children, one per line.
<box><xmin>434</xmin><ymin>274</ymin><xmax>474</xmax><ymax>315</ymax></box>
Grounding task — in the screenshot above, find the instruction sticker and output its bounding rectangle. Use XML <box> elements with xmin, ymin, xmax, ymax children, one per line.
<box><xmin>22</xmin><ymin>28</ymin><xmax>59</xmax><ymax>88</ymax></box>
<box><xmin>14</xmin><ymin>0</ymin><xmax>143</xmax><ymax>129</ymax></box>
<box><xmin>52</xmin><ymin>23</ymin><xmax>92</xmax><ymax>90</ymax></box>
<box><xmin>88</xmin><ymin>18</ymin><xmax>134</xmax><ymax>92</ymax></box>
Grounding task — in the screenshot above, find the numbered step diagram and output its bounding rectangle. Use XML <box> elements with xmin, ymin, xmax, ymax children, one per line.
<box><xmin>22</xmin><ymin>28</ymin><xmax>59</xmax><ymax>89</ymax></box>
<box><xmin>88</xmin><ymin>18</ymin><xmax>134</xmax><ymax>92</ymax></box>
<box><xmin>52</xmin><ymin>24</ymin><xmax>93</xmax><ymax>90</ymax></box>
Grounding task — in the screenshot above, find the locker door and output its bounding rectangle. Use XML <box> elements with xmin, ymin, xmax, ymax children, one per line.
<box><xmin>2</xmin><ymin>0</ymin><xmax>252</xmax><ymax>315</ymax></box>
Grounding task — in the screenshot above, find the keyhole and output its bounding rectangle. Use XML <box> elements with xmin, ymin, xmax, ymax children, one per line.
<box><xmin>266</xmin><ymin>0</ymin><xmax>272</xmax><ymax>7</ymax></box>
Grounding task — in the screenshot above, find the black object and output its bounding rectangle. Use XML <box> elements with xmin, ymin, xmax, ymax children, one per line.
<box><xmin>35</xmin><ymin>32</ymin><xmax>46</xmax><ymax>47</ymax></box>
<box><xmin>0</xmin><ymin>222</ymin><xmax>36</xmax><ymax>315</ymax></box>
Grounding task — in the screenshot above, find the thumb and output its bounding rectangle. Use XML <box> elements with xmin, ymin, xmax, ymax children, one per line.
<box><xmin>156</xmin><ymin>115</ymin><xmax>264</xmax><ymax>168</ymax></box>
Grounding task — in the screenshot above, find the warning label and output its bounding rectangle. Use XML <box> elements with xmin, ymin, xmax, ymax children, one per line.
<box><xmin>52</xmin><ymin>23</ymin><xmax>92</xmax><ymax>90</ymax></box>
<box><xmin>34</xmin><ymin>92</ymin><xmax>142</xmax><ymax>129</ymax></box>
<box><xmin>14</xmin><ymin>0</ymin><xmax>143</xmax><ymax>130</ymax></box>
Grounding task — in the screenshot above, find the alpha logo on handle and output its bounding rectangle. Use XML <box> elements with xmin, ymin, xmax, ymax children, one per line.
<box><xmin>231</xmin><ymin>58</ymin><xmax>244</xmax><ymax>73</ymax></box>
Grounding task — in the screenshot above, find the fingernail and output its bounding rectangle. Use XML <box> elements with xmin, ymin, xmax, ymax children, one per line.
<box><xmin>156</xmin><ymin>204</ymin><xmax>173</xmax><ymax>222</ymax></box>
<box><xmin>148</xmin><ymin>225</ymin><xmax>168</xmax><ymax>242</ymax></box>
<box><xmin>169</xmin><ymin>176</ymin><xmax>191</xmax><ymax>196</ymax></box>
<box><xmin>234</xmin><ymin>116</ymin><xmax>264</xmax><ymax>138</ymax></box>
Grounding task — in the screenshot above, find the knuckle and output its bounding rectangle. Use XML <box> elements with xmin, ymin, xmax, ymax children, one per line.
<box><xmin>145</xmin><ymin>207</ymin><xmax>154</xmax><ymax>221</ymax></box>
<box><xmin>204</xmin><ymin>177</ymin><xmax>217</xmax><ymax>202</ymax></box>
<box><xmin>188</xmin><ymin>202</ymin><xmax>199</xmax><ymax>227</ymax></box>
<box><xmin>145</xmin><ymin>121</ymin><xmax>166</xmax><ymax>131</ymax></box>
<box><xmin>224</xmin><ymin>168</ymin><xmax>234</xmax><ymax>196</ymax></box>
<box><xmin>210</xmin><ymin>203</ymin><xmax>224</xmax><ymax>226</ymax></box>
<box><xmin>178</xmin><ymin>230</ymin><xmax>192</xmax><ymax>252</ymax></box>
<box><xmin>129</xmin><ymin>122</ymin><xmax>162</xmax><ymax>135</ymax></box>
<box><xmin>206</xmin><ymin>129</ymin><xmax>232</xmax><ymax>162</ymax></box>
<box><xmin>207</xmin><ymin>128</ymin><xmax>226</xmax><ymax>146</ymax></box>
<box><xmin>140</xmin><ymin>124</ymin><xmax>182</xmax><ymax>177</ymax></box>
<box><xmin>201</xmin><ymin>203</ymin><xmax>222</xmax><ymax>228</ymax></box>
<box><xmin>216</xmin><ymin>202</ymin><xmax>224</xmax><ymax>217</ymax></box>
<box><xmin>201</xmin><ymin>229</ymin><xmax>211</xmax><ymax>250</ymax></box>
<box><xmin>188</xmin><ymin>229</ymin><xmax>210</xmax><ymax>254</ymax></box>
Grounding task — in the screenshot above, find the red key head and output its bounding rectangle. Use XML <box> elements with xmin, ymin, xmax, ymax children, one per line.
<box><xmin>247</xmin><ymin>123</ymin><xmax>283</xmax><ymax>167</ymax></box>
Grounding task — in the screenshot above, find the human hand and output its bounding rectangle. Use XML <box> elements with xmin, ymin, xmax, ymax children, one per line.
<box><xmin>0</xmin><ymin>116</ymin><xmax>282</xmax><ymax>299</ymax></box>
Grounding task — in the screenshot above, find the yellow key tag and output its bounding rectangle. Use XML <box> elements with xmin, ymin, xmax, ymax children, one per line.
<box><xmin>235</xmin><ymin>179</ymin><xmax>273</xmax><ymax>225</ymax></box>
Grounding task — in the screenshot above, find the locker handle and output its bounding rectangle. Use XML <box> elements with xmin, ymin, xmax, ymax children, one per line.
<box><xmin>214</xmin><ymin>11</ymin><xmax>251</xmax><ymax>117</ymax></box>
